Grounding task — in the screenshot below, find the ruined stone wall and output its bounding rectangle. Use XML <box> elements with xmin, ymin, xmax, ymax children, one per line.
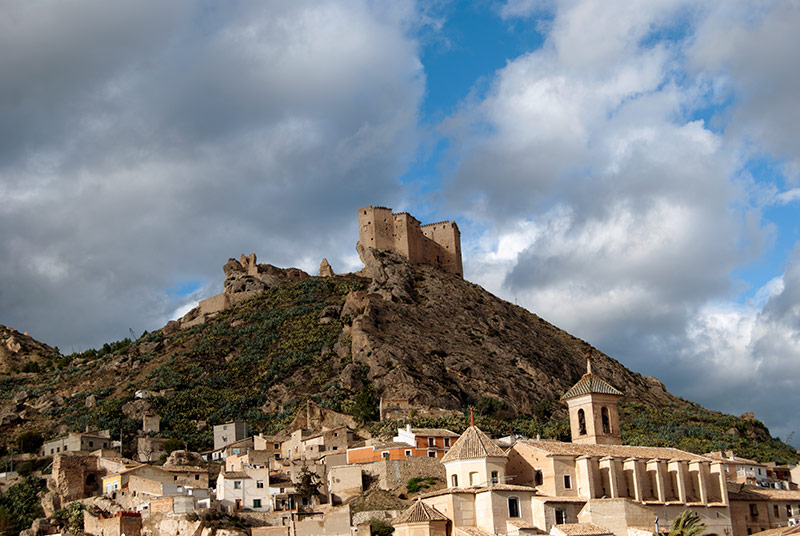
<box><xmin>84</xmin><ymin>512</ymin><xmax>142</xmax><ymax>536</ymax></box>
<box><xmin>359</xmin><ymin>457</ymin><xmax>445</xmax><ymax>491</ymax></box>
<box><xmin>357</xmin><ymin>206</ymin><xmax>463</xmax><ymax>277</ymax></box>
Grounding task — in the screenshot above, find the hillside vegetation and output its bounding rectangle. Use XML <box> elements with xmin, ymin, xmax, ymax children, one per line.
<box><xmin>0</xmin><ymin>249</ymin><xmax>795</xmax><ymax>465</ymax></box>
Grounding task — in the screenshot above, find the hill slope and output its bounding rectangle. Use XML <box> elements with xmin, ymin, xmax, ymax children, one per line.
<box><xmin>0</xmin><ymin>247</ymin><xmax>795</xmax><ymax>464</ymax></box>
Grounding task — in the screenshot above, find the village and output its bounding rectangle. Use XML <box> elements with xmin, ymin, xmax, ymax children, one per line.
<box><xmin>2</xmin><ymin>356</ymin><xmax>799</xmax><ymax>536</ymax></box>
<box><xmin>2</xmin><ymin>207</ymin><xmax>799</xmax><ymax>536</ymax></box>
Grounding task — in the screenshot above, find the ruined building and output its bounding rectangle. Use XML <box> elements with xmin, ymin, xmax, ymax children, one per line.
<box><xmin>357</xmin><ymin>205</ymin><xmax>463</xmax><ymax>277</ymax></box>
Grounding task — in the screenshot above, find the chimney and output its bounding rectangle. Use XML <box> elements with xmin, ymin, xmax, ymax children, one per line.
<box><xmin>406</xmin><ymin>424</ymin><xmax>412</xmax><ymax>434</ymax></box>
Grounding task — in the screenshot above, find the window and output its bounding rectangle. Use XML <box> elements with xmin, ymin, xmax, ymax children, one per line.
<box><xmin>601</xmin><ymin>407</ymin><xmax>611</xmax><ymax>434</ymax></box>
<box><xmin>428</xmin><ymin>451</ymin><xmax>436</xmax><ymax>458</ymax></box>
<box><xmin>555</xmin><ymin>509</ymin><xmax>567</xmax><ymax>524</ymax></box>
<box><xmin>274</xmin><ymin>443</ymin><xmax>280</xmax><ymax>449</ymax></box>
<box><xmin>749</xmin><ymin>503</ymin><xmax>759</xmax><ymax>517</ymax></box>
<box><xmin>253</xmin><ymin>499</ymin><xmax>262</xmax><ymax>508</ymax></box>
<box><xmin>451</xmin><ymin>475</ymin><xmax>458</xmax><ymax>487</ymax></box>
<box><xmin>174</xmin><ymin>476</ymin><xmax>178</xmax><ymax>481</ymax></box>
<box><xmin>786</xmin><ymin>504</ymin><xmax>792</xmax><ymax>517</ymax></box>
<box><xmin>382</xmin><ymin>452</ymin><xmax>390</xmax><ymax>460</ymax></box>
<box><xmin>578</xmin><ymin>409</ymin><xmax>587</xmax><ymax>435</ymax></box>
<box><xmin>535</xmin><ymin>470</ymin><xmax>543</xmax><ymax>486</ymax></box>
<box><xmin>405</xmin><ymin>450</ymin><xmax>412</xmax><ymax>457</ymax></box>
<box><xmin>234</xmin><ymin>481</ymin><xmax>242</xmax><ymax>489</ymax></box>
<box><xmin>508</xmin><ymin>497</ymin><xmax>520</xmax><ymax>518</ymax></box>
<box><xmin>428</xmin><ymin>437</ymin><xmax>436</xmax><ymax>447</ymax></box>
<box><xmin>195</xmin><ymin>474</ymin><xmax>199</xmax><ymax>480</ymax></box>
<box><xmin>774</xmin><ymin>505</ymin><xmax>780</xmax><ymax>518</ymax></box>
<box><xmin>257</xmin><ymin>480</ymin><xmax>264</xmax><ymax>489</ymax></box>
<box><xmin>89</xmin><ymin>441</ymin><xmax>94</xmax><ymax>448</ymax></box>
<box><xmin>563</xmin><ymin>475</ymin><xmax>572</xmax><ymax>489</ymax></box>
<box><xmin>491</xmin><ymin>471</ymin><xmax>499</xmax><ymax>484</ymax></box>
<box><xmin>444</xmin><ymin>438</ymin><xmax>451</xmax><ymax>447</ymax></box>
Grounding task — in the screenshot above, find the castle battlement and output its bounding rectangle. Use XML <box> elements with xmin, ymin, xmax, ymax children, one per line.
<box><xmin>357</xmin><ymin>205</ymin><xmax>463</xmax><ymax>277</ymax></box>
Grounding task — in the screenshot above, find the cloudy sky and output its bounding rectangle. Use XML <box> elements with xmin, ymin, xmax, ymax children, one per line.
<box><xmin>2</xmin><ymin>1</ymin><xmax>799</xmax><ymax>445</ymax></box>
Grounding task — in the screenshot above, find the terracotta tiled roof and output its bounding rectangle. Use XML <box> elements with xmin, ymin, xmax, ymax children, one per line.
<box><xmin>732</xmin><ymin>485</ymin><xmax>800</xmax><ymax>501</ymax></box>
<box><xmin>372</xmin><ymin>441</ymin><xmax>416</xmax><ymax>450</ymax></box>
<box><xmin>410</xmin><ymin>428</ymin><xmax>460</xmax><ymax>437</ymax></box>
<box><xmin>749</xmin><ymin>526</ymin><xmax>800</xmax><ymax>536</ymax></box>
<box><xmin>421</xmin><ymin>484</ymin><xmax>537</xmax><ymax>499</ymax></box>
<box><xmin>394</xmin><ymin>500</ymin><xmax>448</xmax><ymax>524</ymax></box>
<box><xmin>516</xmin><ymin>439</ymin><xmax>708</xmax><ymax>462</ymax></box>
<box><xmin>454</xmin><ymin>527</ymin><xmax>494</xmax><ymax>536</ymax></box>
<box><xmin>441</xmin><ymin>426</ymin><xmax>506</xmax><ymax>463</ymax></box>
<box><xmin>552</xmin><ymin>523</ymin><xmax>613</xmax><ymax>536</ymax></box>
<box><xmin>561</xmin><ymin>373</ymin><xmax>622</xmax><ymax>400</ymax></box>
<box><xmin>221</xmin><ymin>471</ymin><xmax>251</xmax><ymax>479</ymax></box>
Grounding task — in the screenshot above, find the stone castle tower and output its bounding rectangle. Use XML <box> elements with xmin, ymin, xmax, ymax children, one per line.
<box><xmin>561</xmin><ymin>349</ymin><xmax>623</xmax><ymax>445</ymax></box>
<box><xmin>357</xmin><ymin>205</ymin><xmax>463</xmax><ymax>277</ymax></box>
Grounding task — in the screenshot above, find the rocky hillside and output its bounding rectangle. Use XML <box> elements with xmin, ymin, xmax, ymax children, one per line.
<box><xmin>0</xmin><ymin>246</ymin><xmax>795</xmax><ymax>464</ymax></box>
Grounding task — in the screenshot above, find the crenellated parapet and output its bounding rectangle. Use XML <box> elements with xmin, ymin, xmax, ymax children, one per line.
<box><xmin>357</xmin><ymin>205</ymin><xmax>463</xmax><ymax>277</ymax></box>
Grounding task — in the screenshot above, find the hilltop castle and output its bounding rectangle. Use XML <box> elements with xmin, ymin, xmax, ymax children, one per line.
<box><xmin>357</xmin><ymin>205</ymin><xmax>463</xmax><ymax>277</ymax></box>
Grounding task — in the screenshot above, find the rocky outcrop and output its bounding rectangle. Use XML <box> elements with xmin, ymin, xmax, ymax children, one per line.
<box><xmin>320</xmin><ymin>258</ymin><xmax>335</xmax><ymax>277</ymax></box>
<box><xmin>341</xmin><ymin>244</ymin><xmax>678</xmax><ymax>415</ymax></box>
<box><xmin>223</xmin><ymin>253</ymin><xmax>309</xmax><ymax>296</ymax></box>
<box><xmin>356</xmin><ymin>243</ymin><xmax>415</xmax><ymax>303</ymax></box>
<box><xmin>0</xmin><ymin>325</ymin><xmax>60</xmax><ymax>374</ymax></box>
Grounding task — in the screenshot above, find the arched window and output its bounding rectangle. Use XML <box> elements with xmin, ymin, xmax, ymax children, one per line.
<box><xmin>601</xmin><ymin>407</ymin><xmax>611</xmax><ymax>434</ymax></box>
<box><xmin>578</xmin><ymin>409</ymin><xmax>587</xmax><ymax>435</ymax></box>
<box><xmin>508</xmin><ymin>497</ymin><xmax>520</xmax><ymax>518</ymax></box>
<box><xmin>451</xmin><ymin>474</ymin><xmax>458</xmax><ymax>487</ymax></box>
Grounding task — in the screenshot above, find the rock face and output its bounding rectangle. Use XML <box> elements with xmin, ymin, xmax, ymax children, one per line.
<box><xmin>320</xmin><ymin>257</ymin><xmax>335</xmax><ymax>277</ymax></box>
<box><xmin>223</xmin><ymin>253</ymin><xmax>309</xmax><ymax>296</ymax></box>
<box><xmin>0</xmin><ymin>325</ymin><xmax>60</xmax><ymax>374</ymax></box>
<box><xmin>340</xmin><ymin>245</ymin><xmax>677</xmax><ymax>414</ymax></box>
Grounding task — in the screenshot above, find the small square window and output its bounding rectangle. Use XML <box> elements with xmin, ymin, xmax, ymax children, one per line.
<box><xmin>234</xmin><ymin>481</ymin><xmax>242</xmax><ymax>489</ymax></box>
<box><xmin>257</xmin><ymin>480</ymin><xmax>264</xmax><ymax>489</ymax></box>
<box><xmin>428</xmin><ymin>451</ymin><xmax>436</xmax><ymax>458</ymax></box>
<box><xmin>253</xmin><ymin>499</ymin><xmax>262</xmax><ymax>508</ymax></box>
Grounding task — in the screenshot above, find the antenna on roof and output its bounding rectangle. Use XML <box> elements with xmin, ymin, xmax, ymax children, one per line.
<box><xmin>585</xmin><ymin>347</ymin><xmax>593</xmax><ymax>375</ymax></box>
<box><xmin>470</xmin><ymin>407</ymin><xmax>475</xmax><ymax>427</ymax></box>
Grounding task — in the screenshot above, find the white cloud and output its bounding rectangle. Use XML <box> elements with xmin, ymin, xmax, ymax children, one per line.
<box><xmin>450</xmin><ymin>0</ymin><xmax>800</xmax><ymax>441</ymax></box>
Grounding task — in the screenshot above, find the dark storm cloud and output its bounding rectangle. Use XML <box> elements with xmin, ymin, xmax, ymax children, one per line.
<box><xmin>0</xmin><ymin>0</ymin><xmax>424</xmax><ymax>350</ymax></box>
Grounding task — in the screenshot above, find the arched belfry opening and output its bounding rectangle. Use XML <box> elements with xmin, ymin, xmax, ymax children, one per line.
<box><xmin>560</xmin><ymin>347</ymin><xmax>623</xmax><ymax>445</ymax></box>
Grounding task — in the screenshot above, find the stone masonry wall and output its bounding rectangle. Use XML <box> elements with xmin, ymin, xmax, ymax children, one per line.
<box><xmin>358</xmin><ymin>457</ymin><xmax>445</xmax><ymax>491</ymax></box>
<box><xmin>358</xmin><ymin>206</ymin><xmax>463</xmax><ymax>277</ymax></box>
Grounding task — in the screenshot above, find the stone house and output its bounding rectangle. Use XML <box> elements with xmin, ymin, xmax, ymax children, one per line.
<box><xmin>213</xmin><ymin>420</ymin><xmax>249</xmax><ymax>450</ymax></box>
<box><xmin>203</xmin><ymin>436</ymin><xmax>254</xmax><ymax>461</ymax></box>
<box><xmin>707</xmin><ymin>451</ymin><xmax>770</xmax><ymax>486</ymax></box>
<box><xmin>41</xmin><ymin>430</ymin><xmax>113</xmax><ymax>456</ymax></box>
<box><xmin>347</xmin><ymin>425</ymin><xmax>458</xmax><ymax>463</ymax></box>
<box><xmin>728</xmin><ymin>482</ymin><xmax>800</xmax><ymax>534</ymax></box>
<box><xmin>102</xmin><ymin>465</ymin><xmax>176</xmax><ymax>495</ymax></box>
<box><xmin>282</xmin><ymin>426</ymin><xmax>353</xmax><ymax>461</ymax></box>
<box><xmin>216</xmin><ymin>466</ymin><xmax>270</xmax><ymax>513</ymax></box>
<box><xmin>83</xmin><ymin>510</ymin><xmax>142</xmax><ymax>536</ymax></box>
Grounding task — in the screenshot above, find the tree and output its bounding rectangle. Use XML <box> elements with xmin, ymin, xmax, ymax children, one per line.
<box><xmin>294</xmin><ymin>467</ymin><xmax>321</xmax><ymax>509</ymax></box>
<box><xmin>163</xmin><ymin>438</ymin><xmax>185</xmax><ymax>456</ymax></box>
<box><xmin>667</xmin><ymin>510</ymin><xmax>706</xmax><ymax>536</ymax></box>
<box><xmin>352</xmin><ymin>383</ymin><xmax>379</xmax><ymax>424</ymax></box>
<box><xmin>0</xmin><ymin>476</ymin><xmax>45</xmax><ymax>534</ymax></box>
<box><xmin>15</xmin><ymin>431</ymin><xmax>43</xmax><ymax>454</ymax></box>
